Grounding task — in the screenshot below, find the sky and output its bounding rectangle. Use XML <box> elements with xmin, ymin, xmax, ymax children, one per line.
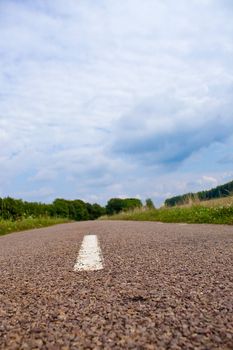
<box><xmin>0</xmin><ymin>0</ymin><xmax>233</xmax><ymax>206</ymax></box>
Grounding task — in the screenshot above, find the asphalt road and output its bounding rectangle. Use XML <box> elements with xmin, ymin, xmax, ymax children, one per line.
<box><xmin>0</xmin><ymin>221</ymin><xmax>233</xmax><ymax>349</ymax></box>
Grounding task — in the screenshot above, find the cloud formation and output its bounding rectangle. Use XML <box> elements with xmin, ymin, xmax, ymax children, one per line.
<box><xmin>0</xmin><ymin>0</ymin><xmax>233</xmax><ymax>204</ymax></box>
<box><xmin>112</xmin><ymin>90</ymin><xmax>233</xmax><ymax>166</ymax></box>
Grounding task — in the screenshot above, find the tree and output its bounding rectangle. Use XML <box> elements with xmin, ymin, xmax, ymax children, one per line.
<box><xmin>106</xmin><ymin>198</ymin><xmax>142</xmax><ymax>215</ymax></box>
<box><xmin>106</xmin><ymin>198</ymin><xmax>124</xmax><ymax>215</ymax></box>
<box><xmin>145</xmin><ymin>198</ymin><xmax>155</xmax><ymax>209</ymax></box>
<box><xmin>72</xmin><ymin>200</ymin><xmax>89</xmax><ymax>221</ymax></box>
<box><xmin>86</xmin><ymin>203</ymin><xmax>106</xmax><ymax>220</ymax></box>
<box><xmin>53</xmin><ymin>199</ymin><xmax>69</xmax><ymax>218</ymax></box>
<box><xmin>123</xmin><ymin>198</ymin><xmax>142</xmax><ymax>211</ymax></box>
<box><xmin>165</xmin><ymin>179</ymin><xmax>233</xmax><ymax>206</ymax></box>
<box><xmin>1</xmin><ymin>197</ymin><xmax>24</xmax><ymax>220</ymax></box>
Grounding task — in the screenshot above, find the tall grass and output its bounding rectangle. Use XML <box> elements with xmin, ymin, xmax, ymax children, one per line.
<box><xmin>0</xmin><ymin>217</ymin><xmax>70</xmax><ymax>236</ymax></box>
<box><xmin>101</xmin><ymin>196</ymin><xmax>233</xmax><ymax>225</ymax></box>
<box><xmin>179</xmin><ymin>195</ymin><xmax>233</xmax><ymax>208</ymax></box>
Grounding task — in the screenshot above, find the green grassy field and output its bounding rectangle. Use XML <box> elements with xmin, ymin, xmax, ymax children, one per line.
<box><xmin>101</xmin><ymin>196</ymin><xmax>233</xmax><ymax>225</ymax></box>
<box><xmin>0</xmin><ymin>217</ymin><xmax>70</xmax><ymax>236</ymax></box>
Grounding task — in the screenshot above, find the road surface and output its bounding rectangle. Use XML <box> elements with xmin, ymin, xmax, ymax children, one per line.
<box><xmin>0</xmin><ymin>221</ymin><xmax>233</xmax><ymax>349</ymax></box>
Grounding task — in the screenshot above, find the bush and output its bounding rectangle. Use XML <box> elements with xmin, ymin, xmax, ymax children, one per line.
<box><xmin>106</xmin><ymin>198</ymin><xmax>142</xmax><ymax>215</ymax></box>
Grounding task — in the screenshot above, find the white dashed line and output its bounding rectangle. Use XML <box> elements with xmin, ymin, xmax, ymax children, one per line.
<box><xmin>74</xmin><ymin>234</ymin><xmax>103</xmax><ymax>271</ymax></box>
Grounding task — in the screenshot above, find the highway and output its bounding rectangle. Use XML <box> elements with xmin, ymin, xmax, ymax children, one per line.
<box><xmin>0</xmin><ymin>221</ymin><xmax>233</xmax><ymax>349</ymax></box>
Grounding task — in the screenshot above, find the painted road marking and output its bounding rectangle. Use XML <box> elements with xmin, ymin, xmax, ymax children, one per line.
<box><xmin>179</xmin><ymin>223</ymin><xmax>188</xmax><ymax>226</ymax></box>
<box><xmin>74</xmin><ymin>234</ymin><xmax>103</xmax><ymax>271</ymax></box>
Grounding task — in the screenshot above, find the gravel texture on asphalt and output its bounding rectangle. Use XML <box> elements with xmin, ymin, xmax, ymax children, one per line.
<box><xmin>0</xmin><ymin>221</ymin><xmax>233</xmax><ymax>349</ymax></box>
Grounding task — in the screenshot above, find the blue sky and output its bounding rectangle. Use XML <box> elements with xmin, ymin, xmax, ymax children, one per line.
<box><xmin>0</xmin><ymin>0</ymin><xmax>233</xmax><ymax>205</ymax></box>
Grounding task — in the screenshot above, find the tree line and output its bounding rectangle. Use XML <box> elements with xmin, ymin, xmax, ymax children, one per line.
<box><xmin>0</xmin><ymin>196</ymin><xmax>154</xmax><ymax>221</ymax></box>
<box><xmin>105</xmin><ymin>198</ymin><xmax>143</xmax><ymax>215</ymax></box>
<box><xmin>165</xmin><ymin>180</ymin><xmax>233</xmax><ymax>207</ymax></box>
<box><xmin>0</xmin><ymin>197</ymin><xmax>105</xmax><ymax>221</ymax></box>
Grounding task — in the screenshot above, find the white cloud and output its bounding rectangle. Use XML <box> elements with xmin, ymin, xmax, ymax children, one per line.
<box><xmin>201</xmin><ymin>176</ymin><xmax>218</xmax><ymax>186</ymax></box>
<box><xmin>0</xmin><ymin>0</ymin><xmax>233</xmax><ymax>204</ymax></box>
<box><xmin>15</xmin><ymin>187</ymin><xmax>55</xmax><ymax>200</ymax></box>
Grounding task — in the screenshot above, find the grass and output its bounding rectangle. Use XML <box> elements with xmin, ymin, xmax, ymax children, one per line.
<box><xmin>0</xmin><ymin>217</ymin><xmax>70</xmax><ymax>236</ymax></box>
<box><xmin>180</xmin><ymin>195</ymin><xmax>233</xmax><ymax>208</ymax></box>
<box><xmin>101</xmin><ymin>196</ymin><xmax>233</xmax><ymax>225</ymax></box>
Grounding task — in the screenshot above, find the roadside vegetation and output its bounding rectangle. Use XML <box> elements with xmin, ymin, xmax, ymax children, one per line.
<box><xmin>179</xmin><ymin>194</ymin><xmax>233</xmax><ymax>208</ymax></box>
<box><xmin>101</xmin><ymin>195</ymin><xmax>233</xmax><ymax>225</ymax></box>
<box><xmin>2</xmin><ymin>185</ymin><xmax>233</xmax><ymax>234</ymax></box>
<box><xmin>0</xmin><ymin>217</ymin><xmax>70</xmax><ymax>236</ymax></box>
<box><xmin>0</xmin><ymin>196</ymin><xmax>143</xmax><ymax>235</ymax></box>
<box><xmin>165</xmin><ymin>180</ymin><xmax>233</xmax><ymax>206</ymax></box>
<box><xmin>0</xmin><ymin>197</ymin><xmax>106</xmax><ymax>222</ymax></box>
<box><xmin>0</xmin><ymin>197</ymin><xmax>105</xmax><ymax>236</ymax></box>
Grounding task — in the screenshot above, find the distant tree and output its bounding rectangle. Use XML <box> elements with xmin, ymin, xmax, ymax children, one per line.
<box><xmin>145</xmin><ymin>198</ymin><xmax>155</xmax><ymax>209</ymax></box>
<box><xmin>106</xmin><ymin>198</ymin><xmax>142</xmax><ymax>215</ymax></box>
<box><xmin>0</xmin><ymin>197</ymin><xmax>3</xmax><ymax>217</ymax></box>
<box><xmin>67</xmin><ymin>202</ymin><xmax>77</xmax><ymax>220</ymax></box>
<box><xmin>0</xmin><ymin>196</ymin><xmax>105</xmax><ymax>222</ymax></box>
<box><xmin>123</xmin><ymin>198</ymin><xmax>142</xmax><ymax>211</ymax></box>
<box><xmin>53</xmin><ymin>199</ymin><xmax>69</xmax><ymax>218</ymax></box>
<box><xmin>1</xmin><ymin>197</ymin><xmax>24</xmax><ymax>220</ymax></box>
<box><xmin>106</xmin><ymin>198</ymin><xmax>124</xmax><ymax>215</ymax></box>
<box><xmin>86</xmin><ymin>203</ymin><xmax>106</xmax><ymax>220</ymax></box>
<box><xmin>92</xmin><ymin>203</ymin><xmax>106</xmax><ymax>218</ymax></box>
<box><xmin>165</xmin><ymin>179</ymin><xmax>233</xmax><ymax>207</ymax></box>
<box><xmin>72</xmin><ymin>200</ymin><xmax>89</xmax><ymax>221</ymax></box>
